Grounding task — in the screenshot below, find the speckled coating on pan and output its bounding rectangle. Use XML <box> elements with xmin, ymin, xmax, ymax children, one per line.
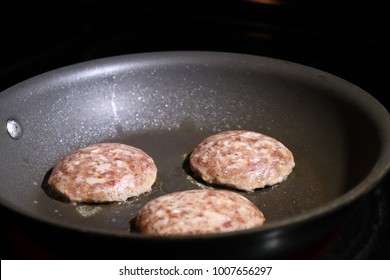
<box><xmin>48</xmin><ymin>143</ymin><xmax>157</xmax><ymax>203</ymax></box>
<box><xmin>136</xmin><ymin>189</ymin><xmax>265</xmax><ymax>235</ymax></box>
<box><xmin>190</xmin><ymin>130</ymin><xmax>295</xmax><ymax>191</ymax></box>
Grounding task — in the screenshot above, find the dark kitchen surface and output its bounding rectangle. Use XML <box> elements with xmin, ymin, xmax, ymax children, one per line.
<box><xmin>1</xmin><ymin>0</ymin><xmax>389</xmax><ymax>259</ymax></box>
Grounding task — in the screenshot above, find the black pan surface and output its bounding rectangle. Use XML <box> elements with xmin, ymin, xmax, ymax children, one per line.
<box><xmin>0</xmin><ymin>52</ymin><xmax>389</xmax><ymax>257</ymax></box>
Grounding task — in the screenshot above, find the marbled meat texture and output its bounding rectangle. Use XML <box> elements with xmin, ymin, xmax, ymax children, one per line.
<box><xmin>136</xmin><ymin>189</ymin><xmax>265</xmax><ymax>235</ymax></box>
<box><xmin>48</xmin><ymin>143</ymin><xmax>157</xmax><ymax>203</ymax></box>
<box><xmin>190</xmin><ymin>130</ymin><xmax>295</xmax><ymax>191</ymax></box>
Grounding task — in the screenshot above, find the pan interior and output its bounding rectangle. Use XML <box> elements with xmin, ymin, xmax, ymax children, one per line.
<box><xmin>0</xmin><ymin>52</ymin><xmax>384</xmax><ymax>236</ymax></box>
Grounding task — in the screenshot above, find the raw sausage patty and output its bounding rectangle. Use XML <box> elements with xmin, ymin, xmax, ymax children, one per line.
<box><xmin>48</xmin><ymin>143</ymin><xmax>157</xmax><ymax>203</ymax></box>
<box><xmin>136</xmin><ymin>189</ymin><xmax>265</xmax><ymax>235</ymax></box>
<box><xmin>190</xmin><ymin>130</ymin><xmax>295</xmax><ymax>191</ymax></box>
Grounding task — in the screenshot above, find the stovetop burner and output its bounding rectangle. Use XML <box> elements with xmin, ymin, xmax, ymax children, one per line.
<box><xmin>1</xmin><ymin>0</ymin><xmax>389</xmax><ymax>259</ymax></box>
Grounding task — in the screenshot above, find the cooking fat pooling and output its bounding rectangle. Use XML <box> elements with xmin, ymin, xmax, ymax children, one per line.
<box><xmin>46</xmin><ymin>130</ymin><xmax>293</xmax><ymax>236</ymax></box>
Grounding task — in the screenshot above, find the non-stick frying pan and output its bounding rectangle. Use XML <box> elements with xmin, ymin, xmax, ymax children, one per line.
<box><xmin>1</xmin><ymin>52</ymin><xmax>389</xmax><ymax>258</ymax></box>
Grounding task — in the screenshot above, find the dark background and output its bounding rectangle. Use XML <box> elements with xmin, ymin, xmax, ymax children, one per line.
<box><xmin>1</xmin><ymin>0</ymin><xmax>389</xmax><ymax>110</ymax></box>
<box><xmin>1</xmin><ymin>0</ymin><xmax>389</xmax><ymax>259</ymax></box>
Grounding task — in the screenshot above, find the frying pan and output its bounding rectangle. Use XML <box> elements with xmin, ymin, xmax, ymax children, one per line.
<box><xmin>1</xmin><ymin>51</ymin><xmax>389</xmax><ymax>259</ymax></box>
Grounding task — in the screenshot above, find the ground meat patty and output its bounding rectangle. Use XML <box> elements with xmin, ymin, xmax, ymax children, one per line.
<box><xmin>136</xmin><ymin>189</ymin><xmax>265</xmax><ymax>235</ymax></box>
<box><xmin>48</xmin><ymin>143</ymin><xmax>157</xmax><ymax>203</ymax></box>
<box><xmin>189</xmin><ymin>130</ymin><xmax>295</xmax><ymax>191</ymax></box>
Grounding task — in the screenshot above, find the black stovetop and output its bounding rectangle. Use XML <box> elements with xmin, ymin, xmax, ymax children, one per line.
<box><xmin>1</xmin><ymin>0</ymin><xmax>389</xmax><ymax>259</ymax></box>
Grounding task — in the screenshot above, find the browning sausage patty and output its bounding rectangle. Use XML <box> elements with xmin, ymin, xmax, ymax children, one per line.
<box><xmin>136</xmin><ymin>189</ymin><xmax>265</xmax><ymax>235</ymax></box>
<box><xmin>189</xmin><ymin>130</ymin><xmax>295</xmax><ymax>191</ymax></box>
<box><xmin>48</xmin><ymin>143</ymin><xmax>157</xmax><ymax>203</ymax></box>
